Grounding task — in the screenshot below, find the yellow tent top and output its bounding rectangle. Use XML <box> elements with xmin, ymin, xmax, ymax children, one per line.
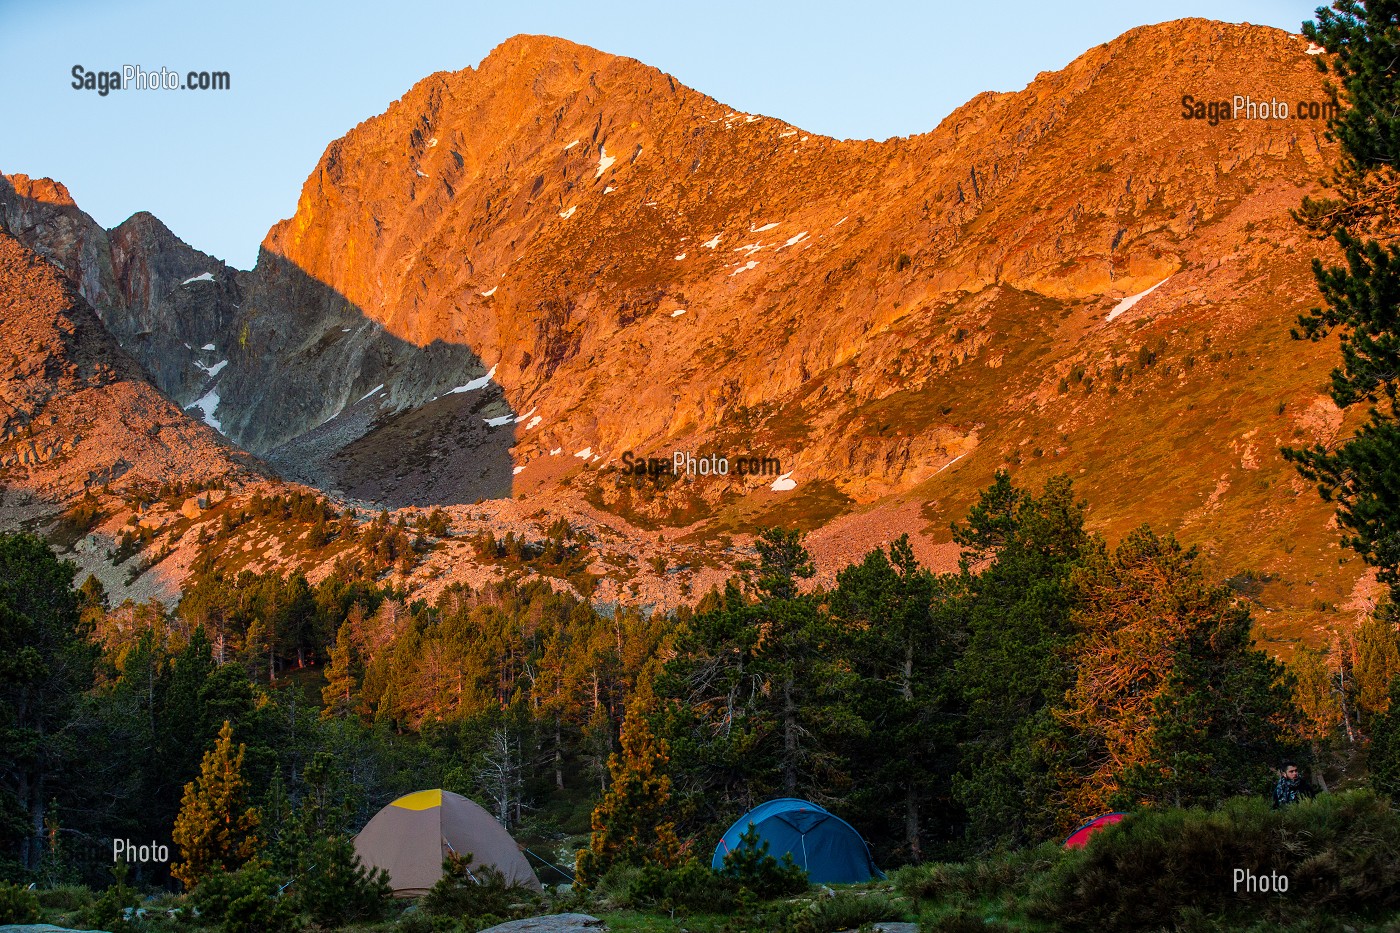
<box><xmin>391</xmin><ymin>789</ymin><xmax>443</xmax><ymax>811</ymax></box>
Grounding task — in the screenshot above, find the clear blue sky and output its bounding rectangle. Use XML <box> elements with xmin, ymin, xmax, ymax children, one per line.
<box><xmin>0</xmin><ymin>0</ymin><xmax>1308</xmax><ymax>269</ymax></box>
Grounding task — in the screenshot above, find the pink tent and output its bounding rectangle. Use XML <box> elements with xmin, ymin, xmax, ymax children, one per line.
<box><xmin>1064</xmin><ymin>812</ymin><xmax>1126</xmax><ymax>849</ymax></box>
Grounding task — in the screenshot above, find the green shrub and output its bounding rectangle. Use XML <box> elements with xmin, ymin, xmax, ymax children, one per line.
<box><xmin>717</xmin><ymin>824</ymin><xmax>809</xmax><ymax>898</ymax></box>
<box><xmin>293</xmin><ymin>832</ymin><xmax>392</xmax><ymax>927</ymax></box>
<box><xmin>396</xmin><ymin>909</ymin><xmax>458</xmax><ymax>933</ymax></box>
<box><xmin>78</xmin><ymin>863</ymin><xmax>141</xmax><ymax>932</ymax></box>
<box><xmin>1027</xmin><ymin>790</ymin><xmax>1400</xmax><ymax>930</ymax></box>
<box><xmin>423</xmin><ymin>852</ymin><xmax>540</xmax><ymax>926</ymax></box>
<box><xmin>611</xmin><ymin>859</ymin><xmax>738</xmax><ymax>912</ymax></box>
<box><xmin>784</xmin><ymin>891</ymin><xmax>904</xmax><ymax>933</ymax></box>
<box><xmin>919</xmin><ymin>906</ymin><xmax>1019</xmax><ymax>932</ymax></box>
<box><xmin>191</xmin><ymin>860</ymin><xmax>300</xmax><ymax>933</ymax></box>
<box><xmin>591</xmin><ymin>861</ymin><xmax>641</xmax><ymax>903</ymax></box>
<box><xmin>0</xmin><ymin>881</ymin><xmax>40</xmax><ymax>923</ymax></box>
<box><xmin>36</xmin><ymin>883</ymin><xmax>91</xmax><ymax>911</ymax></box>
<box><xmin>894</xmin><ymin>841</ymin><xmax>1061</xmax><ymax>906</ymax></box>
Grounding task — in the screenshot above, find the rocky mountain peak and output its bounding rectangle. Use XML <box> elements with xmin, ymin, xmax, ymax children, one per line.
<box><xmin>0</xmin><ymin>173</ymin><xmax>245</xmax><ymax>408</ymax></box>
<box><xmin>0</xmin><ymin>21</ymin><xmax>1367</xmax><ymax>631</ymax></box>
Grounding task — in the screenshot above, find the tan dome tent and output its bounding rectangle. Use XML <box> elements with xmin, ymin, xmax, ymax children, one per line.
<box><xmin>353</xmin><ymin>789</ymin><xmax>542</xmax><ymax>895</ymax></box>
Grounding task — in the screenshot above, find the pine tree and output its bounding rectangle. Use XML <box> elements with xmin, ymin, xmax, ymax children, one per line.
<box><xmin>951</xmin><ymin>474</ymin><xmax>1089</xmax><ymax>847</ymax></box>
<box><xmin>829</xmin><ymin>535</ymin><xmax>961</xmax><ymax>863</ymax></box>
<box><xmin>1349</xmin><ymin>608</ymin><xmax>1400</xmax><ymax>722</ymax></box>
<box><xmin>293</xmin><ymin>833</ymin><xmax>391</xmax><ymax>927</ymax></box>
<box><xmin>171</xmin><ymin>721</ymin><xmax>262</xmax><ymax>888</ymax></box>
<box><xmin>1120</xmin><ymin>616</ymin><xmax>1296</xmax><ymax>810</ymax></box>
<box><xmin>321</xmin><ymin>622</ymin><xmax>362</xmax><ymax>719</ymax></box>
<box><xmin>754</xmin><ymin>527</ymin><xmax>815</xmax><ymax>599</ymax></box>
<box><xmin>0</xmin><ymin>534</ymin><xmax>97</xmax><ymax>872</ymax></box>
<box><xmin>1292</xmin><ymin>648</ymin><xmax>1347</xmax><ymax>785</ymax></box>
<box><xmin>575</xmin><ymin>703</ymin><xmax>681</xmax><ymax>886</ymax></box>
<box><xmin>1370</xmin><ymin>674</ymin><xmax>1400</xmax><ymax>797</ymax></box>
<box><xmin>656</xmin><ymin>531</ymin><xmax>857</xmax><ymax>815</ymax></box>
<box><xmin>1287</xmin><ymin>2</ymin><xmax>1400</xmax><ymax>595</ymax></box>
<box><xmin>1060</xmin><ymin>527</ymin><xmax>1298</xmax><ymax>815</ymax></box>
<box><xmin>306</xmin><ymin>514</ymin><xmax>330</xmax><ymax>549</ymax></box>
<box><xmin>1293</xmin><ymin>649</ymin><xmax>1345</xmax><ymax>742</ymax></box>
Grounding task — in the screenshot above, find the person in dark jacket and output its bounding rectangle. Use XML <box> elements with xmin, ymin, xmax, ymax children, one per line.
<box><xmin>1272</xmin><ymin>761</ymin><xmax>1306</xmax><ymax>808</ymax></box>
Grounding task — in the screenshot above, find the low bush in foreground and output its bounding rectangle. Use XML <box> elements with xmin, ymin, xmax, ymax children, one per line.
<box><xmin>899</xmin><ymin>790</ymin><xmax>1400</xmax><ymax>932</ymax></box>
<box><xmin>716</xmin><ymin>825</ymin><xmax>810</xmax><ymax>898</ymax></box>
<box><xmin>781</xmin><ymin>891</ymin><xmax>905</xmax><ymax>933</ymax></box>
<box><xmin>421</xmin><ymin>852</ymin><xmax>541</xmax><ymax>929</ymax></box>
<box><xmin>0</xmin><ymin>881</ymin><xmax>40</xmax><ymax>923</ymax></box>
<box><xmin>191</xmin><ymin>861</ymin><xmax>299</xmax><ymax>933</ymax></box>
<box><xmin>1029</xmin><ymin>790</ymin><xmax>1400</xmax><ymax>930</ymax></box>
<box><xmin>600</xmin><ymin>859</ymin><xmax>740</xmax><ymax>913</ymax></box>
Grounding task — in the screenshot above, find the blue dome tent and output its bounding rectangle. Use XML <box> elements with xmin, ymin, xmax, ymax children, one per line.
<box><xmin>711</xmin><ymin>798</ymin><xmax>883</xmax><ymax>884</ymax></box>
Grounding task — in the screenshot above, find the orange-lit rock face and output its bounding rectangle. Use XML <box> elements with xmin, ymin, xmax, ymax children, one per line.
<box><xmin>0</xmin><ymin>23</ymin><xmax>1363</xmax><ymax>634</ymax></box>
<box><xmin>3</xmin><ymin>174</ymin><xmax>79</xmax><ymax>209</ymax></box>
<box><xmin>226</xmin><ymin>23</ymin><xmax>1335</xmax><ymax>485</ymax></box>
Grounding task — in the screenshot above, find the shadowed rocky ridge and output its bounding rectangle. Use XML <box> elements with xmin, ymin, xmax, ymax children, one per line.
<box><xmin>0</xmin><ymin>174</ymin><xmax>244</xmax><ymax>406</ymax></box>
<box><xmin>0</xmin><ymin>230</ymin><xmax>251</xmax><ymax>498</ymax></box>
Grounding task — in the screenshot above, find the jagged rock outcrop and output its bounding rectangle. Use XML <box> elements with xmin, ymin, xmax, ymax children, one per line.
<box><xmin>0</xmin><ymin>174</ymin><xmax>243</xmax><ymax>407</ymax></box>
<box><xmin>0</xmin><ymin>231</ymin><xmax>251</xmax><ymax>499</ymax></box>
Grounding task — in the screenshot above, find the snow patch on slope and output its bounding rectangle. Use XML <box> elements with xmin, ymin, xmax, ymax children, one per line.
<box><xmin>449</xmin><ymin>365</ymin><xmax>497</xmax><ymax>394</ymax></box>
<box><xmin>935</xmin><ymin>454</ymin><xmax>965</xmax><ymax>475</ymax></box>
<box><xmin>1107</xmin><ymin>276</ymin><xmax>1172</xmax><ymax>322</ymax></box>
<box><xmin>190</xmin><ymin>387</ymin><xmax>223</xmax><ymax>433</ymax></box>
<box><xmin>595</xmin><ymin>146</ymin><xmax>616</xmax><ymax>178</ymax></box>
